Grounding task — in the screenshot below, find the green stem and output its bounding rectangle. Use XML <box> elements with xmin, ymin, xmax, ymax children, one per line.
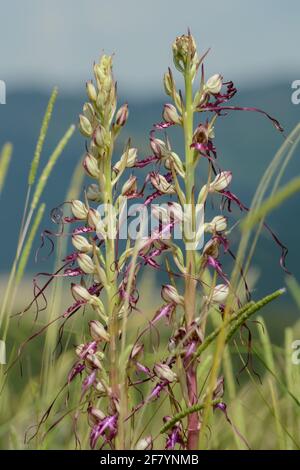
<box><xmin>104</xmin><ymin>146</ymin><xmax>118</xmax><ymax>402</ymax></box>
<box><xmin>160</xmin><ymin>399</ymin><xmax>221</xmax><ymax>435</ymax></box>
<box><xmin>183</xmin><ymin>67</ymin><xmax>196</xmax><ymax>328</ymax></box>
<box><xmin>184</xmin><ymin>70</ymin><xmax>194</xmax><ymax>208</ymax></box>
<box><xmin>183</xmin><ymin>66</ymin><xmax>199</xmax><ymax>450</ymax></box>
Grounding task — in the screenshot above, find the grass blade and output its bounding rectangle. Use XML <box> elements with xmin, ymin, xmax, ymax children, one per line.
<box><xmin>28</xmin><ymin>88</ymin><xmax>58</xmax><ymax>186</ymax></box>
<box><xmin>0</xmin><ymin>143</ymin><xmax>12</xmax><ymax>195</ymax></box>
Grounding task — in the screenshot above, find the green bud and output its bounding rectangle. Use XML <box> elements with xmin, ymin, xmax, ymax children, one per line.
<box><xmin>154</xmin><ymin>363</ymin><xmax>177</xmax><ymax>382</ymax></box>
<box><xmin>94</xmin><ymin>125</ymin><xmax>111</xmax><ymax>149</ymax></box>
<box><xmin>161</xmin><ymin>284</ymin><xmax>184</xmax><ymax>305</ymax></box>
<box><xmin>150</xmin><ymin>173</ymin><xmax>176</xmax><ymax>195</ymax></box>
<box><xmin>83</xmin><ymin>153</ymin><xmax>100</xmax><ymax>178</ymax></box>
<box><xmin>172</xmin><ymin>33</ymin><xmax>197</xmax><ymax>72</ymax></box>
<box><xmin>163</xmin><ymin>103</ymin><xmax>181</xmax><ymax>124</ymax></box>
<box><xmin>86</xmin><ymin>81</ymin><xmax>97</xmax><ymax>101</ymax></box>
<box><xmin>83</xmin><ymin>102</ymin><xmax>95</xmax><ymax>123</ymax></box>
<box><xmin>72</xmin><ymin>234</ymin><xmax>93</xmax><ymax>253</ymax></box>
<box><xmin>86</xmin><ymin>183</ymin><xmax>102</xmax><ymax>202</ymax></box>
<box><xmin>89</xmin><ymin>320</ymin><xmax>110</xmax><ymax>342</ymax></box>
<box><xmin>77</xmin><ymin>253</ymin><xmax>95</xmax><ymax>274</ymax></box>
<box><xmin>205</xmin><ymin>74</ymin><xmax>222</xmax><ymax>95</ymax></box>
<box><xmin>79</xmin><ymin>114</ymin><xmax>93</xmax><ymax>137</ymax></box>
<box><xmin>115</xmin><ymin>103</ymin><xmax>129</xmax><ymax>127</ymax></box>
<box><xmin>71</xmin><ymin>200</ymin><xmax>88</xmax><ymax>220</ymax></box>
<box><xmin>210</xmin><ymin>284</ymin><xmax>229</xmax><ymax>304</ymax></box>
<box><xmin>87</xmin><ymin>208</ymin><xmax>101</xmax><ymax>229</ymax></box>
<box><xmin>121</xmin><ymin>175</ymin><xmax>137</xmax><ymax>196</ymax></box>
<box><xmin>163</xmin><ymin>69</ymin><xmax>174</xmax><ymax>96</ymax></box>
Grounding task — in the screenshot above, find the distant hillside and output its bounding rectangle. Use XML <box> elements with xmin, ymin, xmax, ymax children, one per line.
<box><xmin>0</xmin><ymin>83</ymin><xmax>299</xmax><ymax>313</ymax></box>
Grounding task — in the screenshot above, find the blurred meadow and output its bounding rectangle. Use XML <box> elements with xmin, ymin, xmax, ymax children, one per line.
<box><xmin>1</xmin><ymin>0</ymin><xmax>300</xmax><ymax>450</ymax></box>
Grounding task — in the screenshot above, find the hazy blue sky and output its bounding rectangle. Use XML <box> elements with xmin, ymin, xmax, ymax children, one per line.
<box><xmin>1</xmin><ymin>0</ymin><xmax>299</xmax><ymax>95</ymax></box>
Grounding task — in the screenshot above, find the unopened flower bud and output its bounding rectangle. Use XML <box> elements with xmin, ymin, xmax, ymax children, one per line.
<box><xmin>150</xmin><ymin>173</ymin><xmax>175</xmax><ymax>195</ymax></box>
<box><xmin>71</xmin><ymin>200</ymin><xmax>88</xmax><ymax>220</ymax></box>
<box><xmin>96</xmin><ymin>91</ymin><xmax>106</xmax><ymax>111</ymax></box>
<box><xmin>164</xmin><ymin>152</ymin><xmax>185</xmax><ymax>177</ymax></box>
<box><xmin>135</xmin><ymin>436</ymin><xmax>153</xmax><ymax>450</ymax></box>
<box><xmin>153</xmin><ymin>363</ymin><xmax>177</xmax><ymax>383</ymax></box>
<box><xmin>163</xmin><ymin>70</ymin><xmax>173</xmax><ymax>96</ymax></box>
<box><xmin>72</xmin><ymin>234</ymin><xmax>92</xmax><ymax>253</ymax></box>
<box><xmin>83</xmin><ymin>102</ymin><xmax>95</xmax><ymax>122</ymax></box>
<box><xmin>83</xmin><ymin>153</ymin><xmax>100</xmax><ymax>178</ymax></box>
<box><xmin>163</xmin><ymin>104</ymin><xmax>181</xmax><ymax>124</ymax></box>
<box><xmin>88</xmin><ymin>407</ymin><xmax>106</xmax><ymax>426</ymax></box>
<box><xmin>71</xmin><ymin>284</ymin><xmax>92</xmax><ymax>302</ymax></box>
<box><xmin>79</xmin><ymin>114</ymin><xmax>93</xmax><ymax>137</ymax></box>
<box><xmin>87</xmin><ymin>208</ymin><xmax>101</xmax><ymax>229</ymax></box>
<box><xmin>94</xmin><ymin>125</ymin><xmax>109</xmax><ymax>148</ymax></box>
<box><xmin>211</xmin><ymin>284</ymin><xmax>229</xmax><ymax>304</ymax></box>
<box><xmin>94</xmin><ymin>55</ymin><xmax>113</xmax><ymax>88</ymax></box>
<box><xmin>114</xmin><ymin>147</ymin><xmax>138</xmax><ymax>173</ymax></box>
<box><xmin>86</xmin><ymin>81</ymin><xmax>97</xmax><ymax>102</ymax></box>
<box><xmin>205</xmin><ymin>74</ymin><xmax>222</xmax><ymax>95</ymax></box>
<box><xmin>121</xmin><ymin>175</ymin><xmax>137</xmax><ymax>196</ymax></box>
<box><xmin>125</xmin><ymin>147</ymin><xmax>138</xmax><ymax>167</ymax></box>
<box><xmin>77</xmin><ymin>253</ymin><xmax>95</xmax><ymax>274</ymax></box>
<box><xmin>205</xmin><ymin>215</ymin><xmax>227</xmax><ymax>233</ymax></box>
<box><xmin>161</xmin><ymin>284</ymin><xmax>184</xmax><ymax>305</ymax></box>
<box><xmin>86</xmin><ymin>352</ymin><xmax>102</xmax><ymax>370</ymax></box>
<box><xmin>209</xmin><ymin>171</ymin><xmax>232</xmax><ymax>192</ymax></box>
<box><xmin>72</xmin><ymin>286</ymin><xmax>104</xmax><ymax>316</ymax></box>
<box><xmin>115</xmin><ymin>103</ymin><xmax>129</xmax><ymax>127</ymax></box>
<box><xmin>89</xmin><ymin>320</ymin><xmax>110</xmax><ymax>342</ymax></box>
<box><xmin>172</xmin><ymin>34</ymin><xmax>197</xmax><ymax>72</ymax></box>
<box><xmin>89</xmin><ymin>141</ymin><xmax>99</xmax><ymax>158</ymax></box>
<box><xmin>94</xmin><ymin>380</ymin><xmax>106</xmax><ymax>394</ymax></box>
<box><xmin>86</xmin><ymin>183</ymin><xmax>102</xmax><ymax>201</ymax></box>
<box><xmin>150</xmin><ymin>137</ymin><xmax>169</xmax><ymax>158</ymax></box>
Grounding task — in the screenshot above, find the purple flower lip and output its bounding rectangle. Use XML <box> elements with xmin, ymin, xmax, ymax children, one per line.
<box><xmin>221</xmin><ymin>190</ymin><xmax>290</xmax><ymax>272</ymax></box>
<box><xmin>77</xmin><ymin>341</ymin><xmax>98</xmax><ymax>359</ymax></box>
<box><xmin>133</xmin><ymin>155</ymin><xmax>158</xmax><ymax>168</ymax></box>
<box><xmin>199</xmin><ymin>104</ymin><xmax>284</xmax><ymax>133</ymax></box>
<box><xmin>153</xmin><ymin>121</ymin><xmax>175</xmax><ymax>130</ymax></box>
<box><xmin>90</xmin><ymin>414</ymin><xmax>118</xmax><ymax>449</ymax></box>
<box><xmin>63</xmin><ymin>300</ymin><xmax>85</xmax><ymax>318</ymax></box>
<box><xmin>82</xmin><ymin>370</ymin><xmax>97</xmax><ymax>395</ymax></box>
<box><xmin>163</xmin><ymin>417</ymin><xmax>185</xmax><ymax>449</ymax></box>
<box><xmin>68</xmin><ymin>362</ymin><xmax>85</xmax><ymax>383</ymax></box>
<box><xmin>72</xmin><ymin>226</ymin><xmax>94</xmax><ymax>235</ymax></box>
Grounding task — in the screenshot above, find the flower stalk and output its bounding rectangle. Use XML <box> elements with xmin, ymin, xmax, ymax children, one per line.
<box><xmin>182</xmin><ymin>41</ymin><xmax>200</xmax><ymax>450</ymax></box>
